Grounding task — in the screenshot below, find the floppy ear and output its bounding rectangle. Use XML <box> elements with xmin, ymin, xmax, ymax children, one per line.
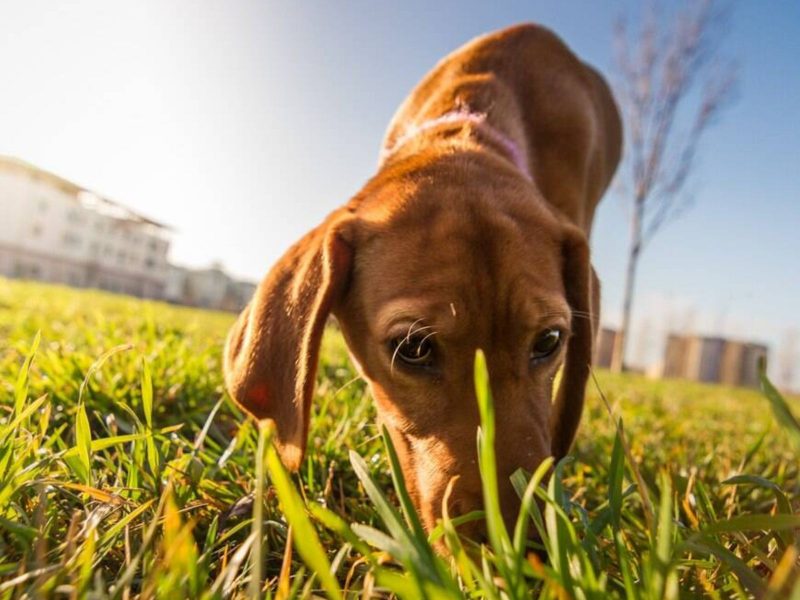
<box><xmin>551</xmin><ymin>225</ymin><xmax>599</xmax><ymax>460</ymax></box>
<box><xmin>224</xmin><ymin>211</ymin><xmax>355</xmax><ymax>470</ymax></box>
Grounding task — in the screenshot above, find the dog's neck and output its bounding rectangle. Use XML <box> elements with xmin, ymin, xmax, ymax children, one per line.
<box><xmin>380</xmin><ymin>108</ymin><xmax>532</xmax><ymax>181</ymax></box>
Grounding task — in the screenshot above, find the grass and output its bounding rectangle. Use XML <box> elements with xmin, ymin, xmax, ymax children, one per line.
<box><xmin>0</xmin><ymin>276</ymin><xmax>798</xmax><ymax>598</ymax></box>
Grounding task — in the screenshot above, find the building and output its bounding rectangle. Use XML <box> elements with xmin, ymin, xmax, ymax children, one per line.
<box><xmin>595</xmin><ymin>327</ymin><xmax>619</xmax><ymax>369</ymax></box>
<box><xmin>720</xmin><ymin>341</ymin><xmax>768</xmax><ymax>388</ymax></box>
<box><xmin>164</xmin><ymin>263</ymin><xmax>256</xmax><ymax>311</ymax></box>
<box><xmin>661</xmin><ymin>333</ymin><xmax>768</xmax><ymax>388</ymax></box>
<box><xmin>0</xmin><ymin>156</ymin><xmax>171</xmax><ymax>298</ymax></box>
<box><xmin>0</xmin><ymin>156</ymin><xmax>256</xmax><ymax>311</ymax></box>
<box><xmin>686</xmin><ymin>336</ymin><xmax>726</xmax><ymax>383</ymax></box>
<box><xmin>662</xmin><ymin>334</ymin><xmax>690</xmax><ymax>379</ymax></box>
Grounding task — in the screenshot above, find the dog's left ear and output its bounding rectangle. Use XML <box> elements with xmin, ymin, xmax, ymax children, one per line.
<box><xmin>223</xmin><ymin>209</ymin><xmax>356</xmax><ymax>470</ymax></box>
<box><xmin>551</xmin><ymin>225</ymin><xmax>599</xmax><ymax>459</ymax></box>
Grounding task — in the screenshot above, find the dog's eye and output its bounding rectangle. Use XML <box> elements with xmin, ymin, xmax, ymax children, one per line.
<box><xmin>391</xmin><ymin>333</ymin><xmax>435</xmax><ymax>367</ymax></box>
<box><xmin>530</xmin><ymin>328</ymin><xmax>562</xmax><ymax>363</ymax></box>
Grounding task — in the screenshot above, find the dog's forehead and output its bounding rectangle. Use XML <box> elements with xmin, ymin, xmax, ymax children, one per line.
<box><xmin>352</xmin><ymin>188</ymin><xmax>566</xmax><ymax>334</ymax></box>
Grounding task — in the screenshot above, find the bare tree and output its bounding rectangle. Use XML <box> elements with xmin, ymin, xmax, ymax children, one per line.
<box><xmin>610</xmin><ymin>0</ymin><xmax>738</xmax><ymax>371</ymax></box>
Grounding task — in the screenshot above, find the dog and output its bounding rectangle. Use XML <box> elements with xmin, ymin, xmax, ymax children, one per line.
<box><xmin>224</xmin><ymin>23</ymin><xmax>622</xmax><ymax>538</ymax></box>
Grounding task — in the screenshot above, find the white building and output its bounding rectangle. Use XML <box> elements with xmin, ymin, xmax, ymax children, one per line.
<box><xmin>165</xmin><ymin>263</ymin><xmax>256</xmax><ymax>311</ymax></box>
<box><xmin>0</xmin><ymin>156</ymin><xmax>171</xmax><ymax>298</ymax></box>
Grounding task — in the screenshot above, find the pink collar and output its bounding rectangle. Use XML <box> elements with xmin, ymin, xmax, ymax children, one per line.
<box><xmin>380</xmin><ymin>108</ymin><xmax>531</xmax><ymax>180</ymax></box>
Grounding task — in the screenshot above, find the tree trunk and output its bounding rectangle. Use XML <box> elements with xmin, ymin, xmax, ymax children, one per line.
<box><xmin>611</xmin><ymin>198</ymin><xmax>644</xmax><ymax>372</ymax></box>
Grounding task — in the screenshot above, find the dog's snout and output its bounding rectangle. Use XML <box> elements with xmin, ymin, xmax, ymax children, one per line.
<box><xmin>448</xmin><ymin>493</ymin><xmax>486</xmax><ymax>542</ymax></box>
<box><xmin>444</xmin><ymin>482</ymin><xmax>531</xmax><ymax>545</ymax></box>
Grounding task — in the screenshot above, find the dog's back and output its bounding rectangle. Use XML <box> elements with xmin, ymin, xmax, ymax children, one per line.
<box><xmin>382</xmin><ymin>23</ymin><xmax>622</xmax><ymax>233</ymax></box>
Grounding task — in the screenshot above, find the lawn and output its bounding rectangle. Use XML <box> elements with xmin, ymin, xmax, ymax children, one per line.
<box><xmin>0</xmin><ymin>277</ymin><xmax>798</xmax><ymax>598</ymax></box>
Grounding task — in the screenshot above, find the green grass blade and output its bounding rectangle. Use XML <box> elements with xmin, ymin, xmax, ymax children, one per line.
<box><xmin>381</xmin><ymin>425</ymin><xmax>460</xmax><ymax>590</ymax></box>
<box><xmin>76</xmin><ymin>525</ymin><xmax>97</xmax><ymax>597</ymax></box>
<box><xmin>14</xmin><ymin>330</ymin><xmax>40</xmax><ymax>415</ymax></box>
<box><xmin>614</xmin><ymin>530</ymin><xmax>640</xmax><ymax>600</ymax></box>
<box><xmin>473</xmin><ymin>350</ymin><xmax>512</xmax><ymax>555</ymax></box>
<box><xmin>249</xmin><ymin>422</ymin><xmax>268</xmax><ymax>600</ymax></box>
<box><xmin>543</xmin><ymin>465</ymin><xmax>574</xmax><ymax>591</ymax></box>
<box><xmin>651</xmin><ymin>471</ymin><xmax>677</xmax><ymax>599</ymax></box>
<box><xmin>702</xmin><ymin>514</ymin><xmax>800</xmax><ymax>534</ymax></box>
<box><xmin>348</xmin><ymin>450</ymin><xmax>417</xmax><ymax>552</ymax></box>
<box><xmin>99</xmin><ymin>499</ymin><xmax>155</xmax><ymax>547</ymax></box>
<box><xmin>78</xmin><ymin>343</ymin><xmax>133</xmax><ymax>404</ymax></box>
<box><xmin>760</xmin><ymin>360</ymin><xmax>800</xmax><ymax>447</ymax></box>
<box><xmin>609</xmin><ymin>419</ymin><xmax>626</xmax><ymax>530</ymax></box>
<box><xmin>351</xmin><ymin>523</ymin><xmax>408</xmax><ymax>557</ymax></box>
<box><xmin>141</xmin><ymin>358</ymin><xmax>154</xmax><ymax>429</ymax></box>
<box><xmin>380</xmin><ymin>425</ymin><xmax>429</xmax><ymax>545</ymax></box>
<box><xmin>722</xmin><ymin>474</ymin><xmax>795</xmax><ymax>546</ymax></box>
<box><xmin>722</xmin><ymin>474</ymin><xmax>782</xmax><ymax>493</ymax></box>
<box><xmin>427</xmin><ymin>510</ymin><xmax>485</xmax><ymax>545</ymax></box>
<box><xmin>683</xmin><ymin>539</ymin><xmax>766</xmax><ymax>596</ymax></box>
<box><xmin>306</xmin><ymin>503</ymin><xmax>374</xmax><ymax>557</ymax></box>
<box><xmin>75</xmin><ymin>403</ymin><xmax>92</xmax><ymax>485</ymax></box>
<box><xmin>348</xmin><ymin>449</ymin><xmax>450</xmax><ymax>595</ymax></box>
<box><xmin>140</xmin><ymin>358</ymin><xmax>160</xmax><ymax>478</ymax></box>
<box><xmin>374</xmin><ymin>569</ymin><xmax>421</xmax><ymax>599</ymax></box>
<box><xmin>62</xmin><ymin>431</ymin><xmax>158</xmax><ymax>458</ymax></box>
<box><xmin>511</xmin><ymin>456</ymin><xmax>553</xmax><ymax>555</ymax></box>
<box><xmin>0</xmin><ymin>516</ymin><xmax>38</xmax><ymax>545</ymax></box>
<box><xmin>267</xmin><ymin>441</ymin><xmax>342</xmax><ymax>600</ymax></box>
<box><xmin>0</xmin><ymin>394</ymin><xmax>48</xmax><ymax>446</ymax></box>
<box><xmin>474</xmin><ymin>349</ymin><xmax>527</xmax><ymax>597</ymax></box>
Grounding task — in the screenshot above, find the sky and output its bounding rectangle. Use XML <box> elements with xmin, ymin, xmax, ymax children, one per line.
<box><xmin>0</xmin><ymin>1</ymin><xmax>798</xmax><ymax>386</ymax></box>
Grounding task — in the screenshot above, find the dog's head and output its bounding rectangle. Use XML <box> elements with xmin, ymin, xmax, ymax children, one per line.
<box><xmin>224</xmin><ymin>152</ymin><xmax>596</xmax><ymax>537</ymax></box>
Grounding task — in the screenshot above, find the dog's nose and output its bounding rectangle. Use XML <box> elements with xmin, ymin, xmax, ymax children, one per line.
<box><xmin>446</xmin><ymin>492</ymin><xmax>486</xmax><ymax>542</ymax></box>
<box><xmin>454</xmin><ymin>517</ymin><xmax>489</xmax><ymax>545</ymax></box>
<box><xmin>454</xmin><ymin>508</ymin><xmax>542</xmax><ymax>550</ymax></box>
<box><xmin>449</xmin><ymin>493</ymin><xmax>482</xmax><ymax>516</ymax></box>
<box><xmin>445</xmin><ymin>487</ymin><xmax>535</xmax><ymax>546</ymax></box>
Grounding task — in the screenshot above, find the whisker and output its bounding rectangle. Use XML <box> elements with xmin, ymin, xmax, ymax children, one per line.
<box><xmin>418</xmin><ymin>329</ymin><xmax>438</xmax><ymax>346</ymax></box>
<box><xmin>390</xmin><ymin>340</ymin><xmax>403</xmax><ymax>376</ymax></box>
<box><xmin>408</xmin><ymin>321</ymin><xmax>433</xmax><ymax>335</ymax></box>
<box><xmin>391</xmin><ymin>322</ymin><xmax>438</xmax><ymax>376</ymax></box>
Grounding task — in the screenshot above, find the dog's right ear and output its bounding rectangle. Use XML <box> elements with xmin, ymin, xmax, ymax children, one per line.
<box><xmin>224</xmin><ymin>210</ymin><xmax>355</xmax><ymax>471</ymax></box>
<box><xmin>550</xmin><ymin>224</ymin><xmax>597</xmax><ymax>460</ymax></box>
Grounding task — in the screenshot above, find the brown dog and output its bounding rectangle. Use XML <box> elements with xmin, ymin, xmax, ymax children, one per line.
<box><xmin>224</xmin><ymin>24</ymin><xmax>621</xmax><ymax>536</ymax></box>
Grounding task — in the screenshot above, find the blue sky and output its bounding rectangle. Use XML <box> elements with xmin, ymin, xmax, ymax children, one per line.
<box><xmin>0</xmin><ymin>1</ymin><xmax>797</xmax><ymax>384</ymax></box>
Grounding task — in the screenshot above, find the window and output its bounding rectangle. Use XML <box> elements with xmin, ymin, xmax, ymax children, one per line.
<box><xmin>62</xmin><ymin>232</ymin><xmax>82</xmax><ymax>247</ymax></box>
<box><xmin>66</xmin><ymin>210</ymin><xmax>83</xmax><ymax>224</ymax></box>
